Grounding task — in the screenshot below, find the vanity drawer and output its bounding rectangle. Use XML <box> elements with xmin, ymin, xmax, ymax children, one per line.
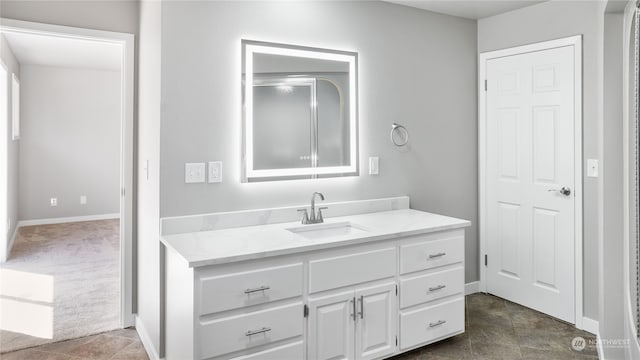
<box><xmin>400</xmin><ymin>234</ymin><xmax>463</xmax><ymax>274</ymax></box>
<box><xmin>309</xmin><ymin>247</ymin><xmax>396</xmax><ymax>293</ymax></box>
<box><xmin>399</xmin><ymin>297</ymin><xmax>464</xmax><ymax>350</ymax></box>
<box><xmin>198</xmin><ymin>263</ymin><xmax>303</xmax><ymax>315</ymax></box>
<box><xmin>198</xmin><ymin>302</ymin><xmax>303</xmax><ymax>359</ymax></box>
<box><xmin>400</xmin><ymin>267</ymin><xmax>464</xmax><ymax>308</ymax></box>
<box><xmin>230</xmin><ymin>341</ymin><xmax>303</xmax><ymax>360</ymax></box>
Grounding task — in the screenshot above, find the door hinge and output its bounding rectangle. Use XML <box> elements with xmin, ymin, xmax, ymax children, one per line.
<box><xmin>121</xmin><ymin>187</ymin><xmax>125</xmax><ymax>197</ymax></box>
<box><xmin>303</xmin><ymin>304</ymin><xmax>309</xmax><ymax>318</ymax></box>
<box><xmin>395</xmin><ymin>336</ymin><xmax>398</xmax><ymax>346</ymax></box>
<box><xmin>484</xmin><ymin>79</ymin><xmax>488</xmax><ymax>91</ymax></box>
<box><xmin>485</xmin><ymin>254</ymin><xmax>488</xmax><ymax>266</ymax></box>
<box><xmin>395</xmin><ymin>284</ymin><xmax>398</xmax><ymax>296</ymax></box>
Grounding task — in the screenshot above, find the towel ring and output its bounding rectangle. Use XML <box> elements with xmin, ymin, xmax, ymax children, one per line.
<box><xmin>391</xmin><ymin>123</ymin><xmax>409</xmax><ymax>147</ymax></box>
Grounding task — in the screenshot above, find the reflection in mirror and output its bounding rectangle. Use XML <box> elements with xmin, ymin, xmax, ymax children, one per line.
<box><xmin>242</xmin><ymin>40</ymin><xmax>357</xmax><ymax>182</ymax></box>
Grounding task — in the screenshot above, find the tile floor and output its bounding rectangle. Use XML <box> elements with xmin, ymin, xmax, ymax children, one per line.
<box><xmin>1</xmin><ymin>294</ymin><xmax>598</xmax><ymax>360</ymax></box>
<box><xmin>392</xmin><ymin>293</ymin><xmax>599</xmax><ymax>360</ymax></box>
<box><xmin>1</xmin><ymin>328</ymin><xmax>148</xmax><ymax>360</ymax></box>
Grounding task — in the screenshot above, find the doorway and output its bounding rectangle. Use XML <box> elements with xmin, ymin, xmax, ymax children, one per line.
<box><xmin>0</xmin><ymin>18</ymin><xmax>134</xmax><ymax>351</ymax></box>
<box><xmin>479</xmin><ymin>36</ymin><xmax>583</xmax><ymax>325</ymax></box>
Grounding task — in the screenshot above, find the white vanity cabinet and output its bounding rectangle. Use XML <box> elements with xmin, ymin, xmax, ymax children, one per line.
<box><xmin>163</xmin><ymin>210</ymin><xmax>468</xmax><ymax>360</ymax></box>
<box><xmin>307</xmin><ymin>245</ymin><xmax>398</xmax><ymax>360</ymax></box>
<box><xmin>398</xmin><ymin>230</ymin><xmax>466</xmax><ymax>351</ymax></box>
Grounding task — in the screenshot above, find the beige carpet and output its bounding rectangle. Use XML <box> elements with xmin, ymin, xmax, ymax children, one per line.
<box><xmin>0</xmin><ymin>219</ymin><xmax>120</xmax><ymax>353</ymax></box>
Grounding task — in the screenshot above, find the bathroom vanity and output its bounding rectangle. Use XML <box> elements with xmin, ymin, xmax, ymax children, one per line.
<box><xmin>161</xmin><ymin>199</ymin><xmax>470</xmax><ymax>360</ymax></box>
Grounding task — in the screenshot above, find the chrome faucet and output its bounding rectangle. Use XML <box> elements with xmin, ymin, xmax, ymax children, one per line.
<box><xmin>297</xmin><ymin>192</ymin><xmax>327</xmax><ymax>224</ymax></box>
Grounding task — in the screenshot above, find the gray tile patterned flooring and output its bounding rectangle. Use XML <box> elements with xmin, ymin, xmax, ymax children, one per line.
<box><xmin>391</xmin><ymin>293</ymin><xmax>599</xmax><ymax>360</ymax></box>
<box><xmin>2</xmin><ymin>294</ymin><xmax>598</xmax><ymax>360</ymax></box>
<box><xmin>1</xmin><ymin>328</ymin><xmax>148</xmax><ymax>360</ymax></box>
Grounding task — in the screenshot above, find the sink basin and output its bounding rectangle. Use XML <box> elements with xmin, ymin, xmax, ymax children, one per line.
<box><xmin>287</xmin><ymin>221</ymin><xmax>369</xmax><ymax>240</ymax></box>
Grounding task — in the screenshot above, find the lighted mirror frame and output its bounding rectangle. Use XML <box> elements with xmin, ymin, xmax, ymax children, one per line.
<box><xmin>242</xmin><ymin>40</ymin><xmax>358</xmax><ymax>182</ymax></box>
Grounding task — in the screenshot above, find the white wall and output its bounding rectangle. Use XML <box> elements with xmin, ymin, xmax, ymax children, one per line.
<box><xmin>18</xmin><ymin>65</ymin><xmax>120</xmax><ymax>221</ymax></box>
<box><xmin>137</xmin><ymin>0</ymin><xmax>161</xmax><ymax>357</ymax></box>
<box><xmin>0</xmin><ymin>35</ymin><xmax>19</xmax><ymax>261</ymax></box>
<box><xmin>477</xmin><ymin>0</ymin><xmax>603</xmax><ymax>323</ymax></box>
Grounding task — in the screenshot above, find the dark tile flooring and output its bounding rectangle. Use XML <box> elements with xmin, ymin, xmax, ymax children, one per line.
<box><xmin>392</xmin><ymin>293</ymin><xmax>599</xmax><ymax>360</ymax></box>
<box><xmin>2</xmin><ymin>294</ymin><xmax>598</xmax><ymax>360</ymax></box>
<box><xmin>1</xmin><ymin>328</ymin><xmax>148</xmax><ymax>360</ymax></box>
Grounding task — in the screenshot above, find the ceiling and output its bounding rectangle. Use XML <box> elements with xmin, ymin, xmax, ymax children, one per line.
<box><xmin>2</xmin><ymin>31</ymin><xmax>121</xmax><ymax>71</ymax></box>
<box><xmin>384</xmin><ymin>0</ymin><xmax>546</xmax><ymax>19</ymax></box>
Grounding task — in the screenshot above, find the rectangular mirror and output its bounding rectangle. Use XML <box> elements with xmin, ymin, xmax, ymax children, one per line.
<box><xmin>242</xmin><ymin>40</ymin><xmax>358</xmax><ymax>182</ymax></box>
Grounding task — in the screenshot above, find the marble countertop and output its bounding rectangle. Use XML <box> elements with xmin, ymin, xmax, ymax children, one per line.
<box><xmin>160</xmin><ymin>209</ymin><xmax>471</xmax><ymax>267</ymax></box>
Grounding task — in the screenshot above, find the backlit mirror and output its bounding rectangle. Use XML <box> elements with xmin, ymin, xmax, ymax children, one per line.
<box><xmin>242</xmin><ymin>40</ymin><xmax>358</xmax><ymax>182</ymax></box>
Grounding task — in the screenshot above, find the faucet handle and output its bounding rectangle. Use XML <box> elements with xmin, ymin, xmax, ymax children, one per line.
<box><xmin>297</xmin><ymin>209</ymin><xmax>309</xmax><ymax>224</ymax></box>
<box><xmin>317</xmin><ymin>207</ymin><xmax>328</xmax><ymax>223</ymax></box>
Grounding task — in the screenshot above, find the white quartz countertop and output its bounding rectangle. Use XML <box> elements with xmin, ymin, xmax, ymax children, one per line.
<box><xmin>160</xmin><ymin>209</ymin><xmax>470</xmax><ymax>267</ymax></box>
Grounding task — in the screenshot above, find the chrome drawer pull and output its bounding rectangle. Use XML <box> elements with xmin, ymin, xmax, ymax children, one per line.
<box><xmin>428</xmin><ymin>252</ymin><xmax>446</xmax><ymax>259</ymax></box>
<box><xmin>428</xmin><ymin>285</ymin><xmax>446</xmax><ymax>292</ymax></box>
<box><xmin>429</xmin><ymin>320</ymin><xmax>447</xmax><ymax>328</ymax></box>
<box><xmin>244</xmin><ymin>285</ymin><xmax>270</xmax><ymax>294</ymax></box>
<box><xmin>245</xmin><ymin>327</ymin><xmax>272</xmax><ymax>336</ymax></box>
<box><xmin>351</xmin><ymin>297</ymin><xmax>357</xmax><ymax>320</ymax></box>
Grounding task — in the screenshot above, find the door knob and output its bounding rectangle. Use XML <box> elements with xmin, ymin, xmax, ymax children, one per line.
<box><xmin>548</xmin><ymin>186</ymin><xmax>571</xmax><ymax>196</ymax></box>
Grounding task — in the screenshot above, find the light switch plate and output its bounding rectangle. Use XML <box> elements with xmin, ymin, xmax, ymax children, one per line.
<box><xmin>80</xmin><ymin>195</ymin><xmax>87</xmax><ymax>205</ymax></box>
<box><xmin>185</xmin><ymin>163</ymin><xmax>206</xmax><ymax>183</ymax></box>
<box><xmin>369</xmin><ymin>156</ymin><xmax>379</xmax><ymax>175</ymax></box>
<box><xmin>208</xmin><ymin>161</ymin><xmax>222</xmax><ymax>183</ymax></box>
<box><xmin>50</xmin><ymin>197</ymin><xmax>57</xmax><ymax>207</ymax></box>
<box><xmin>587</xmin><ymin>159</ymin><xmax>598</xmax><ymax>178</ymax></box>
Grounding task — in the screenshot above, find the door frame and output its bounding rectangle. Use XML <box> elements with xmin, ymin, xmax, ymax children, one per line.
<box><xmin>0</xmin><ymin>18</ymin><xmax>135</xmax><ymax>328</ymax></box>
<box><xmin>478</xmin><ymin>35</ymin><xmax>584</xmax><ymax>329</ymax></box>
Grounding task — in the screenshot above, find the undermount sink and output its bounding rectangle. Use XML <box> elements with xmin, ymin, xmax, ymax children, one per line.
<box><xmin>287</xmin><ymin>221</ymin><xmax>369</xmax><ymax>240</ymax></box>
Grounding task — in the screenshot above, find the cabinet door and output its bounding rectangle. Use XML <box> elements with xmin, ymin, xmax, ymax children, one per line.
<box><xmin>355</xmin><ymin>282</ymin><xmax>397</xmax><ymax>360</ymax></box>
<box><xmin>308</xmin><ymin>290</ymin><xmax>355</xmax><ymax>360</ymax></box>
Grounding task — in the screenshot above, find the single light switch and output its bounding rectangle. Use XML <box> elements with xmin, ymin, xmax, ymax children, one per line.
<box><xmin>50</xmin><ymin>197</ymin><xmax>57</xmax><ymax>207</ymax></box>
<box><xmin>185</xmin><ymin>163</ymin><xmax>206</xmax><ymax>183</ymax></box>
<box><xmin>587</xmin><ymin>159</ymin><xmax>598</xmax><ymax>178</ymax></box>
<box><xmin>80</xmin><ymin>195</ymin><xmax>87</xmax><ymax>205</ymax></box>
<box><xmin>369</xmin><ymin>156</ymin><xmax>379</xmax><ymax>175</ymax></box>
<box><xmin>208</xmin><ymin>161</ymin><xmax>222</xmax><ymax>183</ymax></box>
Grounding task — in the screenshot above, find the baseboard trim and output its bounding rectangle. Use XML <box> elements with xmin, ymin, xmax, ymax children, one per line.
<box><xmin>581</xmin><ymin>316</ymin><xmax>599</xmax><ymax>335</ymax></box>
<box><xmin>18</xmin><ymin>213</ymin><xmax>120</xmax><ymax>227</ymax></box>
<box><xmin>1</xmin><ymin>226</ymin><xmax>19</xmax><ymax>263</ymax></box>
<box><xmin>579</xmin><ymin>317</ymin><xmax>602</xmax><ymax>359</ymax></box>
<box><xmin>135</xmin><ymin>315</ymin><xmax>160</xmax><ymax>360</ymax></box>
<box><xmin>6</xmin><ymin>226</ymin><xmax>18</xmax><ymax>260</ymax></box>
<box><xmin>596</xmin><ymin>332</ymin><xmax>604</xmax><ymax>360</ymax></box>
<box><xmin>465</xmin><ymin>281</ymin><xmax>480</xmax><ymax>295</ymax></box>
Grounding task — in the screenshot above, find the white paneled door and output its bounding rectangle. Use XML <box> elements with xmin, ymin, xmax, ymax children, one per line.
<box><xmin>485</xmin><ymin>44</ymin><xmax>577</xmax><ymax>323</ymax></box>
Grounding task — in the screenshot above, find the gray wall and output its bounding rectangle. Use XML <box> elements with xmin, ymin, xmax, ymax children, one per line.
<box><xmin>627</xmin><ymin>5</ymin><xmax>638</xmax><ymax>345</ymax></box>
<box><xmin>0</xmin><ymin>35</ymin><xmax>19</xmax><ymax>258</ymax></box>
<box><xmin>602</xmin><ymin>10</ymin><xmax>624</xmax><ymax>359</ymax></box>
<box><xmin>0</xmin><ymin>0</ymin><xmax>138</xmax><ymax>35</ymax></box>
<box><xmin>137</xmin><ymin>0</ymin><xmax>162</xmax><ymax>356</ymax></box>
<box><xmin>159</xmin><ymin>0</ymin><xmax>478</xmax><ymax>279</ymax></box>
<box><xmin>18</xmin><ymin>65</ymin><xmax>120</xmax><ymax>220</ymax></box>
<box><xmin>478</xmin><ymin>0</ymin><xmax>603</xmax><ymax>322</ymax></box>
